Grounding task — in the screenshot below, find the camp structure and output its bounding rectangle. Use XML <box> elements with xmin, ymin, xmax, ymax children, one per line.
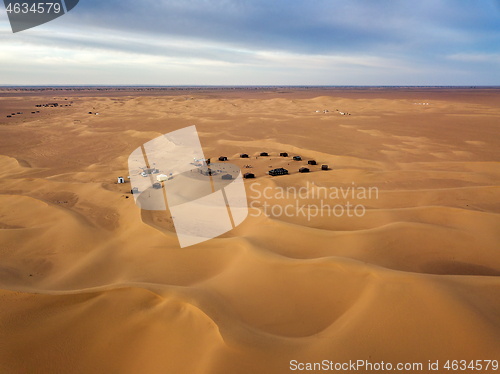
<box><xmin>240</xmin><ymin>153</ymin><xmax>249</xmax><ymax>158</ymax></box>
<box><xmin>308</xmin><ymin>160</ymin><xmax>317</xmax><ymax>165</ymax></box>
<box><xmin>131</xmin><ymin>187</ymin><xmax>139</xmax><ymax>194</ymax></box>
<box><xmin>152</xmin><ymin>182</ymin><xmax>162</xmax><ymax>189</ymax></box>
<box><xmin>260</xmin><ymin>152</ymin><xmax>269</xmax><ymax>157</ymax></box>
<box><xmin>280</xmin><ymin>152</ymin><xmax>288</xmax><ymax>157</ymax></box>
<box><xmin>219</xmin><ymin>156</ymin><xmax>228</xmax><ymax>161</ymax></box>
<box><xmin>293</xmin><ymin>156</ymin><xmax>302</xmax><ymax>161</ymax></box>
<box><xmin>221</xmin><ymin>174</ymin><xmax>233</xmax><ymax>180</ymax></box>
<box><xmin>157</xmin><ymin>174</ymin><xmax>169</xmax><ymax>182</ymax></box>
<box><xmin>299</xmin><ymin>167</ymin><xmax>310</xmax><ymax>173</ymax></box>
<box><xmin>193</xmin><ymin>158</ymin><xmax>207</xmax><ymax>167</ymax></box>
<box><xmin>142</xmin><ymin>167</ymin><xmax>158</xmax><ymax>175</ymax></box>
<box><xmin>321</xmin><ymin>165</ymin><xmax>328</xmax><ymax>170</ymax></box>
<box><xmin>243</xmin><ymin>172</ymin><xmax>255</xmax><ymax>179</ymax></box>
<box><xmin>200</xmin><ymin>167</ymin><xmax>212</xmax><ymax>176</ymax></box>
<box><xmin>269</xmin><ymin>168</ymin><xmax>288</xmax><ymax>176</ymax></box>
<box><xmin>117</xmin><ymin>176</ymin><xmax>125</xmax><ymax>184</ymax></box>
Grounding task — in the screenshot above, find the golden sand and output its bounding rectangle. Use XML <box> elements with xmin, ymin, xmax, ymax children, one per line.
<box><xmin>0</xmin><ymin>88</ymin><xmax>499</xmax><ymax>373</ymax></box>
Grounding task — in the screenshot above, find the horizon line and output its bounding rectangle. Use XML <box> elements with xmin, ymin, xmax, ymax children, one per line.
<box><xmin>1</xmin><ymin>85</ymin><xmax>500</xmax><ymax>89</ymax></box>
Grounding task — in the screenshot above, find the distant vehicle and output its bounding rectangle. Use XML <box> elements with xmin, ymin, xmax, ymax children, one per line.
<box><xmin>293</xmin><ymin>156</ymin><xmax>302</xmax><ymax>161</ymax></box>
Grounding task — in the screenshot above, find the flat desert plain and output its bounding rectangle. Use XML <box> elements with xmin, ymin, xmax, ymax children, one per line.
<box><xmin>0</xmin><ymin>87</ymin><xmax>499</xmax><ymax>373</ymax></box>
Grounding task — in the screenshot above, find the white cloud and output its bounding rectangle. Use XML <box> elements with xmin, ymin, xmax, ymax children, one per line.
<box><xmin>447</xmin><ymin>53</ymin><xmax>500</xmax><ymax>63</ymax></box>
<box><xmin>0</xmin><ymin>0</ymin><xmax>499</xmax><ymax>85</ymax></box>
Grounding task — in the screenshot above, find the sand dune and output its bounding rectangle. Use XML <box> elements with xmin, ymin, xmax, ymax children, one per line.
<box><xmin>0</xmin><ymin>88</ymin><xmax>499</xmax><ymax>373</ymax></box>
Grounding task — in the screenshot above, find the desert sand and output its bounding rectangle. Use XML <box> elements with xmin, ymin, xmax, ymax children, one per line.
<box><xmin>0</xmin><ymin>87</ymin><xmax>499</xmax><ymax>373</ymax></box>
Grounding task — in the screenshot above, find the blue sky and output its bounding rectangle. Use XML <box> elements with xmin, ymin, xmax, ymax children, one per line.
<box><xmin>1</xmin><ymin>0</ymin><xmax>499</xmax><ymax>85</ymax></box>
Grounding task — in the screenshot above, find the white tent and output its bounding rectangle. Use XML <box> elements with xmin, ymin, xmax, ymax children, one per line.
<box><xmin>157</xmin><ymin>174</ymin><xmax>169</xmax><ymax>182</ymax></box>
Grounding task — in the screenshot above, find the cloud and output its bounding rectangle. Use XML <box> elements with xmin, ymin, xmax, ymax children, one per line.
<box><xmin>54</xmin><ymin>0</ymin><xmax>499</xmax><ymax>54</ymax></box>
<box><xmin>0</xmin><ymin>0</ymin><xmax>499</xmax><ymax>84</ymax></box>
<box><xmin>448</xmin><ymin>53</ymin><xmax>500</xmax><ymax>63</ymax></box>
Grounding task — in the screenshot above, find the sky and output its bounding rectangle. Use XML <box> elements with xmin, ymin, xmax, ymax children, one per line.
<box><xmin>1</xmin><ymin>0</ymin><xmax>499</xmax><ymax>85</ymax></box>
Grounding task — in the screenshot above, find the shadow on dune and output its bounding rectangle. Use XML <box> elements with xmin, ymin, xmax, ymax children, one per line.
<box><xmin>421</xmin><ymin>261</ymin><xmax>500</xmax><ymax>276</ymax></box>
<box><xmin>14</xmin><ymin>157</ymin><xmax>31</xmax><ymax>168</ymax></box>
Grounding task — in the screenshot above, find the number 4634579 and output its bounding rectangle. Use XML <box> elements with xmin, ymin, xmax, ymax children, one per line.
<box><xmin>6</xmin><ymin>3</ymin><xmax>62</xmax><ymax>14</ymax></box>
<box><xmin>444</xmin><ymin>360</ymin><xmax>498</xmax><ymax>371</ymax></box>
